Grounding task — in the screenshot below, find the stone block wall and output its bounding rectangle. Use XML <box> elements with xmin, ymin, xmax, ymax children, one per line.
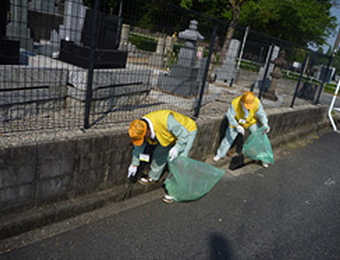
<box><xmin>0</xmin><ymin>131</ymin><xmax>132</xmax><ymax>215</ymax></box>
<box><xmin>0</xmin><ymin>145</ymin><xmax>37</xmax><ymax>211</ymax></box>
<box><xmin>0</xmin><ymin>105</ymin><xmax>330</xmax><ymax>215</ymax></box>
<box><xmin>0</xmin><ymin>66</ymin><xmax>68</xmax><ymax>120</ymax></box>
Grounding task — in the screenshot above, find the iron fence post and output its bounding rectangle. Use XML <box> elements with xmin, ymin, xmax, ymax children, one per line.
<box><xmin>258</xmin><ymin>44</ymin><xmax>274</xmax><ymax>99</ymax></box>
<box><xmin>314</xmin><ymin>51</ymin><xmax>336</xmax><ymax>104</ymax></box>
<box><xmin>290</xmin><ymin>52</ymin><xmax>309</xmax><ymax>108</ymax></box>
<box><xmin>116</xmin><ymin>1</ymin><xmax>123</xmax><ymax>49</ymax></box>
<box><xmin>194</xmin><ymin>25</ymin><xmax>218</xmax><ymax>118</ymax></box>
<box><xmin>83</xmin><ymin>0</ymin><xmax>100</xmax><ymax>129</ymax></box>
<box><xmin>236</xmin><ymin>26</ymin><xmax>250</xmax><ymax>71</ymax></box>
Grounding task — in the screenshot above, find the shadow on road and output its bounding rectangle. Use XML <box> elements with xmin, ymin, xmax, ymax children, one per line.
<box><xmin>210</xmin><ymin>233</ymin><xmax>233</xmax><ymax>260</ymax></box>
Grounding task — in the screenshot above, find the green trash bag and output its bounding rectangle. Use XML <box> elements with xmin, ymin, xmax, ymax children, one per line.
<box><xmin>164</xmin><ymin>156</ymin><xmax>225</xmax><ymax>202</ymax></box>
<box><xmin>242</xmin><ymin>126</ymin><xmax>274</xmax><ymax>164</ymax></box>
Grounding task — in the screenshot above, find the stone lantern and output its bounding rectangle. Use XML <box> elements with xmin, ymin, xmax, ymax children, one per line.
<box><xmin>157</xmin><ymin>20</ymin><xmax>205</xmax><ymax>98</ymax></box>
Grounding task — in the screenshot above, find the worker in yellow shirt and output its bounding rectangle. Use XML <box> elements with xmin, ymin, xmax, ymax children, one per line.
<box><xmin>213</xmin><ymin>91</ymin><xmax>270</xmax><ymax>167</ymax></box>
<box><xmin>128</xmin><ymin>110</ymin><xmax>197</xmax><ymax>203</ymax></box>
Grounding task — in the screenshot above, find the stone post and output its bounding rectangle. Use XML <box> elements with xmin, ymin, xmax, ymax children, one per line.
<box><xmin>156</xmin><ymin>36</ymin><xmax>165</xmax><ymax>54</ymax></box>
<box><xmin>148</xmin><ymin>35</ymin><xmax>166</xmax><ymax>67</ymax></box>
<box><xmin>165</xmin><ymin>35</ymin><xmax>174</xmax><ymax>53</ymax></box>
<box><xmin>165</xmin><ymin>35</ymin><xmax>175</xmax><ymax>69</ymax></box>
<box><xmin>119</xmin><ymin>24</ymin><xmax>130</xmax><ymax>51</ymax></box>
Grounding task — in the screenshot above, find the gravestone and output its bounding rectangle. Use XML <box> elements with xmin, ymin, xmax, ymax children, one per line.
<box><xmin>255</xmin><ymin>45</ymin><xmax>280</xmax><ymax>90</ymax></box>
<box><xmin>157</xmin><ymin>20</ymin><xmax>204</xmax><ymax>98</ymax></box>
<box><xmin>0</xmin><ymin>39</ymin><xmax>20</xmax><ymax>64</ymax></box>
<box><xmin>59</xmin><ymin>8</ymin><xmax>127</xmax><ymax>69</ymax></box>
<box><xmin>28</xmin><ymin>0</ymin><xmax>63</xmax><ymax>43</ymax></box>
<box><xmin>297</xmin><ymin>81</ymin><xmax>318</xmax><ymax>101</ymax></box>
<box><xmin>0</xmin><ymin>0</ymin><xmax>9</xmax><ymax>36</ymax></box>
<box><xmin>38</xmin><ymin>0</ymin><xmax>85</xmax><ymax>57</ymax></box>
<box><xmin>0</xmin><ymin>0</ymin><xmax>20</xmax><ymax>64</ymax></box>
<box><xmin>58</xmin><ymin>0</ymin><xmax>87</xmax><ymax>45</ymax></box>
<box><xmin>118</xmin><ymin>24</ymin><xmax>130</xmax><ymax>51</ymax></box>
<box><xmin>214</xmin><ymin>39</ymin><xmax>241</xmax><ymax>84</ymax></box>
<box><xmin>81</xmin><ymin>9</ymin><xmax>119</xmax><ymax>49</ymax></box>
<box><xmin>316</xmin><ymin>65</ymin><xmax>335</xmax><ymax>83</ymax></box>
<box><xmin>6</xmin><ymin>0</ymin><xmax>34</xmax><ymax>52</ymax></box>
<box><xmin>29</xmin><ymin>0</ymin><xmax>58</xmax><ymax>13</ymax></box>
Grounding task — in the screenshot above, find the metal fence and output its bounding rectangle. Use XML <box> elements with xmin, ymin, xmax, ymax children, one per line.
<box><xmin>214</xmin><ymin>24</ymin><xmax>333</xmax><ymax>106</ymax></box>
<box><xmin>0</xmin><ymin>0</ymin><xmax>333</xmax><ymax>134</ymax></box>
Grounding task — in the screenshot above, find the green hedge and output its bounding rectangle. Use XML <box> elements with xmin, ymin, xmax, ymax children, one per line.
<box><xmin>129</xmin><ymin>33</ymin><xmax>157</xmax><ymax>52</ymax></box>
<box><xmin>324</xmin><ymin>83</ymin><xmax>337</xmax><ymax>93</ymax></box>
<box><xmin>239</xmin><ymin>60</ymin><xmax>259</xmax><ymax>72</ymax></box>
<box><xmin>237</xmin><ymin>60</ymin><xmax>338</xmax><ymax>94</ymax></box>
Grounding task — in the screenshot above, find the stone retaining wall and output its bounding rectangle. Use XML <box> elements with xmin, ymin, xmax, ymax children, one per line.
<box><xmin>0</xmin><ymin>105</ymin><xmax>330</xmax><ymax>216</ymax></box>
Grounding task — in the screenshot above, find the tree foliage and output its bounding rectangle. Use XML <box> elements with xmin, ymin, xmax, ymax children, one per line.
<box><xmin>180</xmin><ymin>0</ymin><xmax>337</xmax><ymax>48</ymax></box>
<box><xmin>239</xmin><ymin>0</ymin><xmax>337</xmax><ymax>48</ymax></box>
<box><xmin>88</xmin><ymin>0</ymin><xmax>337</xmax><ymax>49</ymax></box>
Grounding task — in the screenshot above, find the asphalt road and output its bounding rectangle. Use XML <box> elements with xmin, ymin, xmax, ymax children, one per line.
<box><xmin>1</xmin><ymin>131</ymin><xmax>340</xmax><ymax>260</ymax></box>
<box><xmin>320</xmin><ymin>92</ymin><xmax>340</xmax><ymax>108</ymax></box>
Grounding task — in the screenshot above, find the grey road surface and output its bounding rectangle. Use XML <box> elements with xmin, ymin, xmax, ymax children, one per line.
<box><xmin>1</xmin><ymin>131</ymin><xmax>340</xmax><ymax>260</ymax></box>
<box><xmin>320</xmin><ymin>92</ymin><xmax>340</xmax><ymax>108</ymax></box>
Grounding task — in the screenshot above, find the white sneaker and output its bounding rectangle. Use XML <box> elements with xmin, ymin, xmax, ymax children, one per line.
<box><xmin>213</xmin><ymin>155</ymin><xmax>221</xmax><ymax>162</ymax></box>
<box><xmin>262</xmin><ymin>162</ymin><xmax>269</xmax><ymax>168</ymax></box>
<box><xmin>162</xmin><ymin>194</ymin><xmax>174</xmax><ymax>204</ymax></box>
<box><xmin>138</xmin><ymin>177</ymin><xmax>154</xmax><ymax>185</ymax></box>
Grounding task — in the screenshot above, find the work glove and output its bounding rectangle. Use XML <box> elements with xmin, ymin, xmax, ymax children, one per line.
<box><xmin>263</xmin><ymin>124</ymin><xmax>271</xmax><ymax>133</ymax></box>
<box><xmin>236</xmin><ymin>125</ymin><xmax>245</xmax><ymax>135</ymax></box>
<box><xmin>127</xmin><ymin>164</ymin><xmax>137</xmax><ymax>178</ymax></box>
<box><xmin>169</xmin><ymin>147</ymin><xmax>178</xmax><ymax>162</ymax></box>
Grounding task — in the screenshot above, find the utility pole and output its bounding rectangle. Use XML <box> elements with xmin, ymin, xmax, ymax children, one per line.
<box><xmin>333</xmin><ymin>25</ymin><xmax>340</xmax><ymax>53</ymax></box>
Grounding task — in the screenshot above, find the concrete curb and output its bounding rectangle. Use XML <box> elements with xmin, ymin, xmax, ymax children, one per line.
<box><xmin>0</xmin><ymin>180</ymin><xmax>164</xmax><ymax>241</ymax></box>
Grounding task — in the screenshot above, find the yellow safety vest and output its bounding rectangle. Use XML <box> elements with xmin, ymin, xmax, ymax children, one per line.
<box><xmin>231</xmin><ymin>96</ymin><xmax>260</xmax><ymax>129</ymax></box>
<box><xmin>144</xmin><ymin>110</ymin><xmax>197</xmax><ymax>147</ymax></box>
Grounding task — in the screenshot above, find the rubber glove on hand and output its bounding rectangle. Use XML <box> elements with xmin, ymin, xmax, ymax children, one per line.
<box><xmin>263</xmin><ymin>124</ymin><xmax>271</xmax><ymax>133</ymax></box>
<box><xmin>236</xmin><ymin>125</ymin><xmax>245</xmax><ymax>135</ymax></box>
<box><xmin>127</xmin><ymin>165</ymin><xmax>137</xmax><ymax>178</ymax></box>
<box><xmin>169</xmin><ymin>147</ymin><xmax>178</xmax><ymax>162</ymax></box>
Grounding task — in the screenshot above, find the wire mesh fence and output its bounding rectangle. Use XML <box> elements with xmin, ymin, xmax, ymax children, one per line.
<box><xmin>1</xmin><ymin>0</ymin><xmax>223</xmax><ymax>134</ymax></box>
<box><xmin>223</xmin><ymin>25</ymin><xmax>333</xmax><ymax>106</ymax></box>
<box><xmin>0</xmin><ymin>0</ymin><xmax>333</xmax><ymax>134</ymax></box>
